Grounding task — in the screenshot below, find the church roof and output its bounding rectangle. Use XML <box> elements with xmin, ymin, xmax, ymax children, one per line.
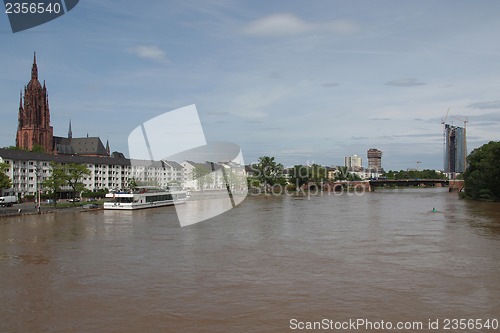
<box><xmin>54</xmin><ymin>136</ymin><xmax>108</xmax><ymax>156</ymax></box>
<box><xmin>56</xmin><ymin>144</ymin><xmax>75</xmax><ymax>155</ymax></box>
<box><xmin>110</xmin><ymin>151</ymin><xmax>126</xmax><ymax>159</ymax></box>
<box><xmin>69</xmin><ymin>137</ymin><xmax>108</xmax><ymax>155</ymax></box>
<box><xmin>0</xmin><ymin>148</ymin><xmax>130</xmax><ymax>166</ymax></box>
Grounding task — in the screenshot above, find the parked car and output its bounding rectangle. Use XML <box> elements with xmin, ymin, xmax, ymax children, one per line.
<box><xmin>0</xmin><ymin>196</ymin><xmax>18</xmax><ymax>207</ymax></box>
<box><xmin>87</xmin><ymin>198</ymin><xmax>97</xmax><ymax>202</ymax></box>
<box><xmin>68</xmin><ymin>198</ymin><xmax>80</xmax><ymax>203</ymax></box>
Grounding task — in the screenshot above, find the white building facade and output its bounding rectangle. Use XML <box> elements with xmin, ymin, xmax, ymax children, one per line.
<box><xmin>0</xmin><ymin>149</ymin><xmax>248</xmax><ymax>197</ymax></box>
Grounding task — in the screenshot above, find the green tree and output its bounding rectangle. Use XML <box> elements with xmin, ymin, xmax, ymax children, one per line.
<box><xmin>30</xmin><ymin>144</ymin><xmax>45</xmax><ymax>153</ymax></box>
<box><xmin>253</xmin><ymin>156</ymin><xmax>285</xmax><ymax>189</ymax></box>
<box><xmin>223</xmin><ymin>169</ymin><xmax>245</xmax><ymax>191</ymax></box>
<box><xmin>247</xmin><ymin>175</ymin><xmax>261</xmax><ymax>189</ymax></box>
<box><xmin>347</xmin><ymin>172</ymin><xmax>362</xmax><ymax>181</ymax></box>
<box><xmin>384</xmin><ymin>170</ymin><xmax>396</xmax><ymax>180</ymax></box>
<box><xmin>191</xmin><ymin>164</ymin><xmax>213</xmax><ymax>190</ymax></box>
<box><xmin>464</xmin><ymin>141</ymin><xmax>500</xmax><ymax>201</ymax></box>
<box><xmin>289</xmin><ymin>165</ymin><xmax>310</xmax><ymax>188</ymax></box>
<box><xmin>384</xmin><ymin>169</ymin><xmax>447</xmax><ymax>180</ymax></box>
<box><xmin>82</xmin><ymin>189</ymin><xmax>107</xmax><ymax>198</ymax></box>
<box><xmin>310</xmin><ymin>164</ymin><xmax>328</xmax><ymax>183</ymax></box>
<box><xmin>41</xmin><ymin>163</ymin><xmax>66</xmax><ymax>208</ymax></box>
<box><xmin>335</xmin><ymin>166</ymin><xmax>350</xmax><ymax>181</ymax></box>
<box><xmin>0</xmin><ymin>162</ymin><xmax>12</xmax><ymax>192</ymax></box>
<box><xmin>128</xmin><ymin>177</ymin><xmax>138</xmax><ymax>190</ymax></box>
<box><xmin>65</xmin><ymin>163</ymin><xmax>91</xmax><ymax>205</ymax></box>
<box><xmin>3</xmin><ymin>146</ymin><xmax>23</xmax><ymax>150</ymax></box>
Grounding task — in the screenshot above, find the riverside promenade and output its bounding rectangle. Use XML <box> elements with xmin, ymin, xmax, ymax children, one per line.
<box><xmin>0</xmin><ymin>201</ymin><xmax>102</xmax><ymax>217</ymax></box>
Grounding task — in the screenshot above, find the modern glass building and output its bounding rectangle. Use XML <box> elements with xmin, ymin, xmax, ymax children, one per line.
<box><xmin>444</xmin><ymin>124</ymin><xmax>466</xmax><ymax>173</ymax></box>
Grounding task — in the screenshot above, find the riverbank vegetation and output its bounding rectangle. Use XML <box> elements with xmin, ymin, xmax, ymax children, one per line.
<box><xmin>381</xmin><ymin>169</ymin><xmax>448</xmax><ymax>180</ymax></box>
<box><xmin>463</xmin><ymin>141</ymin><xmax>500</xmax><ymax>202</ymax></box>
<box><xmin>0</xmin><ymin>162</ymin><xmax>12</xmax><ymax>191</ymax></box>
<box><xmin>247</xmin><ymin>158</ymin><xmax>364</xmax><ymax>192</ymax></box>
<box><xmin>42</xmin><ymin>162</ymin><xmax>91</xmax><ymax>207</ymax></box>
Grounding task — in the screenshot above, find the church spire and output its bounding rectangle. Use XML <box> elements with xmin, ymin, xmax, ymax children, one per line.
<box><xmin>31</xmin><ymin>52</ymin><xmax>38</xmax><ymax>80</ymax></box>
<box><xmin>18</xmin><ymin>90</ymin><xmax>23</xmax><ymax>131</ymax></box>
<box><xmin>68</xmin><ymin>119</ymin><xmax>72</xmax><ymax>139</ymax></box>
<box><xmin>17</xmin><ymin>53</ymin><xmax>53</xmax><ymax>152</ymax></box>
<box><xmin>106</xmin><ymin>139</ymin><xmax>110</xmax><ymax>155</ymax></box>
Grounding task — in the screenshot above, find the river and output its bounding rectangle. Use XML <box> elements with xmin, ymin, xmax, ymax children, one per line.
<box><xmin>1</xmin><ymin>188</ymin><xmax>499</xmax><ymax>332</ymax></box>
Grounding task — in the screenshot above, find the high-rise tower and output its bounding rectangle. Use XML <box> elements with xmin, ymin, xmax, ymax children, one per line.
<box><xmin>344</xmin><ymin>154</ymin><xmax>362</xmax><ymax>169</ymax></box>
<box><xmin>367</xmin><ymin>148</ymin><xmax>382</xmax><ymax>171</ymax></box>
<box><xmin>16</xmin><ymin>53</ymin><xmax>53</xmax><ymax>152</ymax></box>
<box><xmin>444</xmin><ymin>124</ymin><xmax>466</xmax><ymax>173</ymax></box>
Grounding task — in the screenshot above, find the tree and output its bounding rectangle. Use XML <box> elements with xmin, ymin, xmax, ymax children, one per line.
<box><xmin>289</xmin><ymin>165</ymin><xmax>310</xmax><ymax>188</ymax></box>
<box><xmin>2</xmin><ymin>145</ymin><xmax>45</xmax><ymax>153</ymax></box>
<box><xmin>0</xmin><ymin>162</ymin><xmax>12</xmax><ymax>192</ymax></box>
<box><xmin>382</xmin><ymin>169</ymin><xmax>447</xmax><ymax>180</ymax></box>
<box><xmin>335</xmin><ymin>166</ymin><xmax>350</xmax><ymax>181</ymax></box>
<box><xmin>247</xmin><ymin>175</ymin><xmax>261</xmax><ymax>189</ymax></box>
<box><xmin>127</xmin><ymin>177</ymin><xmax>138</xmax><ymax>190</ymax></box>
<box><xmin>41</xmin><ymin>163</ymin><xmax>66</xmax><ymax>208</ymax></box>
<box><xmin>191</xmin><ymin>164</ymin><xmax>213</xmax><ymax>190</ymax></box>
<box><xmin>3</xmin><ymin>146</ymin><xmax>23</xmax><ymax>150</ymax></box>
<box><xmin>30</xmin><ymin>144</ymin><xmax>45</xmax><ymax>153</ymax></box>
<box><xmin>223</xmin><ymin>168</ymin><xmax>245</xmax><ymax>191</ymax></box>
<box><xmin>384</xmin><ymin>170</ymin><xmax>396</xmax><ymax>180</ymax></box>
<box><xmin>65</xmin><ymin>163</ymin><xmax>91</xmax><ymax>205</ymax></box>
<box><xmin>310</xmin><ymin>164</ymin><xmax>328</xmax><ymax>183</ymax></box>
<box><xmin>464</xmin><ymin>141</ymin><xmax>500</xmax><ymax>201</ymax></box>
<box><xmin>347</xmin><ymin>172</ymin><xmax>362</xmax><ymax>181</ymax></box>
<box><xmin>253</xmin><ymin>156</ymin><xmax>285</xmax><ymax>189</ymax></box>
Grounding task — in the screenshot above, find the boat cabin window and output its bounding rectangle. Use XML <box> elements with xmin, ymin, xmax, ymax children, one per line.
<box><xmin>145</xmin><ymin>194</ymin><xmax>173</xmax><ymax>203</ymax></box>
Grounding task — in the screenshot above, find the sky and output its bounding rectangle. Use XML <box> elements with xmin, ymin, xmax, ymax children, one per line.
<box><xmin>1</xmin><ymin>0</ymin><xmax>500</xmax><ymax>171</ymax></box>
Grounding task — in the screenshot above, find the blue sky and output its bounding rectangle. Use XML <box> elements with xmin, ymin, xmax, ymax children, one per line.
<box><xmin>1</xmin><ymin>0</ymin><xmax>500</xmax><ymax>170</ymax></box>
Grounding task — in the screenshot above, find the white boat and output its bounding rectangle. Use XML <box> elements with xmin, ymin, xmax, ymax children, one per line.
<box><xmin>103</xmin><ymin>189</ymin><xmax>188</xmax><ymax>210</ymax></box>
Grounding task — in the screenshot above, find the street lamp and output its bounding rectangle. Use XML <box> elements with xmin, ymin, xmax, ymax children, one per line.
<box><xmin>34</xmin><ymin>165</ymin><xmax>41</xmax><ymax>214</ymax></box>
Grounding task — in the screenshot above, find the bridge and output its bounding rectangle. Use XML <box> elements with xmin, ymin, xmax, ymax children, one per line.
<box><xmin>369</xmin><ymin>179</ymin><xmax>449</xmax><ymax>188</ymax></box>
<box><xmin>320</xmin><ymin>179</ymin><xmax>461</xmax><ymax>193</ymax></box>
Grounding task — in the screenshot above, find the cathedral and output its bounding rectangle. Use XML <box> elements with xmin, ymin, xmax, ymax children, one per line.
<box><xmin>16</xmin><ymin>53</ymin><xmax>53</xmax><ymax>152</ymax></box>
<box><xmin>16</xmin><ymin>53</ymin><xmax>110</xmax><ymax>157</ymax></box>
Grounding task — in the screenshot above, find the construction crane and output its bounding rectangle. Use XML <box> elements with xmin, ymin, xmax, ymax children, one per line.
<box><xmin>450</xmin><ymin>115</ymin><xmax>468</xmax><ymax>128</ymax></box>
<box><xmin>441</xmin><ymin>108</ymin><xmax>451</xmax><ymax>172</ymax></box>
<box><xmin>441</xmin><ymin>107</ymin><xmax>451</xmax><ymax>125</ymax></box>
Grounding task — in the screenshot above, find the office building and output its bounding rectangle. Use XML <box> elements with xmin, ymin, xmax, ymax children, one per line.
<box><xmin>444</xmin><ymin>124</ymin><xmax>466</xmax><ymax>173</ymax></box>
<box><xmin>367</xmin><ymin>148</ymin><xmax>383</xmax><ymax>171</ymax></box>
<box><xmin>344</xmin><ymin>154</ymin><xmax>362</xmax><ymax>169</ymax></box>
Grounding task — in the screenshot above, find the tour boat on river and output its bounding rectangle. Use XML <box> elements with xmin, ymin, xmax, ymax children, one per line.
<box><xmin>104</xmin><ymin>188</ymin><xmax>188</xmax><ymax>210</ymax></box>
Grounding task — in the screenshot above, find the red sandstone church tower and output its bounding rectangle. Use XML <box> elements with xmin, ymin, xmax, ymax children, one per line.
<box><xmin>16</xmin><ymin>53</ymin><xmax>54</xmax><ymax>152</ymax></box>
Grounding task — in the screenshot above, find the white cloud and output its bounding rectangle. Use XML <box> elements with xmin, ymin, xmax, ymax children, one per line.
<box><xmin>241</xmin><ymin>13</ymin><xmax>360</xmax><ymax>37</ymax></box>
<box><xmin>126</xmin><ymin>45</ymin><xmax>170</xmax><ymax>63</ymax></box>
